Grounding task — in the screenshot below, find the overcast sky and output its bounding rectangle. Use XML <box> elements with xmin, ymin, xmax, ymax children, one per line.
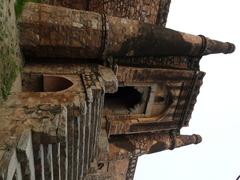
<box><xmin>135</xmin><ymin>0</ymin><xmax>240</xmax><ymax>179</ymax></box>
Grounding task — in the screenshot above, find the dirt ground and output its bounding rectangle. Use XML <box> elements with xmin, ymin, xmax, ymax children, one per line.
<box><xmin>0</xmin><ymin>0</ymin><xmax>22</xmax><ymax>104</ymax></box>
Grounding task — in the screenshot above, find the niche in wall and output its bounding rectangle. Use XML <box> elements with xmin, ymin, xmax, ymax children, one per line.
<box><xmin>22</xmin><ymin>74</ymin><xmax>73</xmax><ymax>92</ymax></box>
<box><xmin>104</xmin><ymin>86</ymin><xmax>150</xmax><ymax>115</ymax></box>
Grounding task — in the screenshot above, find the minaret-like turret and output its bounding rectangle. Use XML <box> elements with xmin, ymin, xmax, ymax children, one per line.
<box><xmin>108</xmin><ymin>133</ymin><xmax>202</xmax><ymax>161</ymax></box>
<box><xmin>19</xmin><ymin>3</ymin><xmax>235</xmax><ymax>61</ymax></box>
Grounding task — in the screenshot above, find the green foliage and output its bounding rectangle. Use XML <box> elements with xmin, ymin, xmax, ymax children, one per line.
<box><xmin>0</xmin><ymin>0</ymin><xmax>21</xmax><ymax>103</ymax></box>
<box><xmin>15</xmin><ymin>0</ymin><xmax>44</xmax><ymax>18</ymax></box>
<box><xmin>0</xmin><ymin>44</ymin><xmax>19</xmax><ymax>102</ymax></box>
<box><xmin>0</xmin><ymin>53</ymin><xmax>19</xmax><ymax>101</ymax></box>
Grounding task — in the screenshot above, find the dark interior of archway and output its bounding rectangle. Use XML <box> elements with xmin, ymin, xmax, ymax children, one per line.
<box><xmin>104</xmin><ymin>86</ymin><xmax>143</xmax><ymax>114</ymax></box>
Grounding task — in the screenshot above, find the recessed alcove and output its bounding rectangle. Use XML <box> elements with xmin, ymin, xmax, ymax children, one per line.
<box><xmin>104</xmin><ymin>86</ymin><xmax>150</xmax><ymax>114</ymax></box>
<box><xmin>22</xmin><ymin>74</ymin><xmax>73</xmax><ymax>92</ymax></box>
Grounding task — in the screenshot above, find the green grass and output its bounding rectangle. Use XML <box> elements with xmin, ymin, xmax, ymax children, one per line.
<box><xmin>15</xmin><ymin>0</ymin><xmax>44</xmax><ymax>18</ymax></box>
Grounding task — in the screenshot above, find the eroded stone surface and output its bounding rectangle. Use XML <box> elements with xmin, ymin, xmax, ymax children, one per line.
<box><xmin>0</xmin><ymin>1</ymin><xmax>235</xmax><ymax>180</ymax></box>
<box><xmin>19</xmin><ymin>3</ymin><xmax>234</xmax><ymax>62</ymax></box>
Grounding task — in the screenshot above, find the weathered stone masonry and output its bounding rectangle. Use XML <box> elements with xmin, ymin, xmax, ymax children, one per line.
<box><xmin>20</xmin><ymin>3</ymin><xmax>234</xmax><ymax>61</ymax></box>
<box><xmin>0</xmin><ymin>1</ymin><xmax>235</xmax><ymax>180</ymax></box>
<box><xmin>45</xmin><ymin>0</ymin><xmax>171</xmax><ymax>26</ymax></box>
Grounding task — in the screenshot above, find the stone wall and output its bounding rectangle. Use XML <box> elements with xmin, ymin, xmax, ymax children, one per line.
<box><xmin>0</xmin><ymin>65</ymin><xmax>114</xmax><ymax>179</ymax></box>
<box><xmin>89</xmin><ymin>0</ymin><xmax>162</xmax><ymax>24</ymax></box>
<box><xmin>45</xmin><ymin>0</ymin><xmax>87</xmax><ymax>10</ymax></box>
<box><xmin>43</xmin><ymin>0</ymin><xmax>171</xmax><ymax>26</ymax></box>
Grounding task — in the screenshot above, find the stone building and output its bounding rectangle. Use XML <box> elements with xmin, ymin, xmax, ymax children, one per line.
<box><xmin>0</xmin><ymin>1</ymin><xmax>235</xmax><ymax>180</ymax></box>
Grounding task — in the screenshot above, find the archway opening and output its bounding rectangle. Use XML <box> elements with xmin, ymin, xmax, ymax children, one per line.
<box><xmin>104</xmin><ymin>86</ymin><xmax>149</xmax><ymax>114</ymax></box>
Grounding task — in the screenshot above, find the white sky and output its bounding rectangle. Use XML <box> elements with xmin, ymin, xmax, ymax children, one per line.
<box><xmin>134</xmin><ymin>0</ymin><xmax>240</xmax><ymax>179</ymax></box>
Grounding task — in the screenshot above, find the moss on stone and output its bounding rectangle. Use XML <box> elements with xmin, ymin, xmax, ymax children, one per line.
<box><xmin>0</xmin><ymin>0</ymin><xmax>21</xmax><ymax>103</ymax></box>
<box><xmin>15</xmin><ymin>0</ymin><xmax>45</xmax><ymax>18</ymax></box>
<box><xmin>0</xmin><ymin>55</ymin><xmax>19</xmax><ymax>102</ymax></box>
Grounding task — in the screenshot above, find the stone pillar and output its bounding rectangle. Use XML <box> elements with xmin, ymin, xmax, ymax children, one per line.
<box><xmin>19</xmin><ymin>3</ymin><xmax>103</xmax><ymax>60</ymax></box>
<box><xmin>19</xmin><ymin>3</ymin><xmax>235</xmax><ymax>61</ymax></box>
<box><xmin>108</xmin><ymin>133</ymin><xmax>202</xmax><ymax>161</ymax></box>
